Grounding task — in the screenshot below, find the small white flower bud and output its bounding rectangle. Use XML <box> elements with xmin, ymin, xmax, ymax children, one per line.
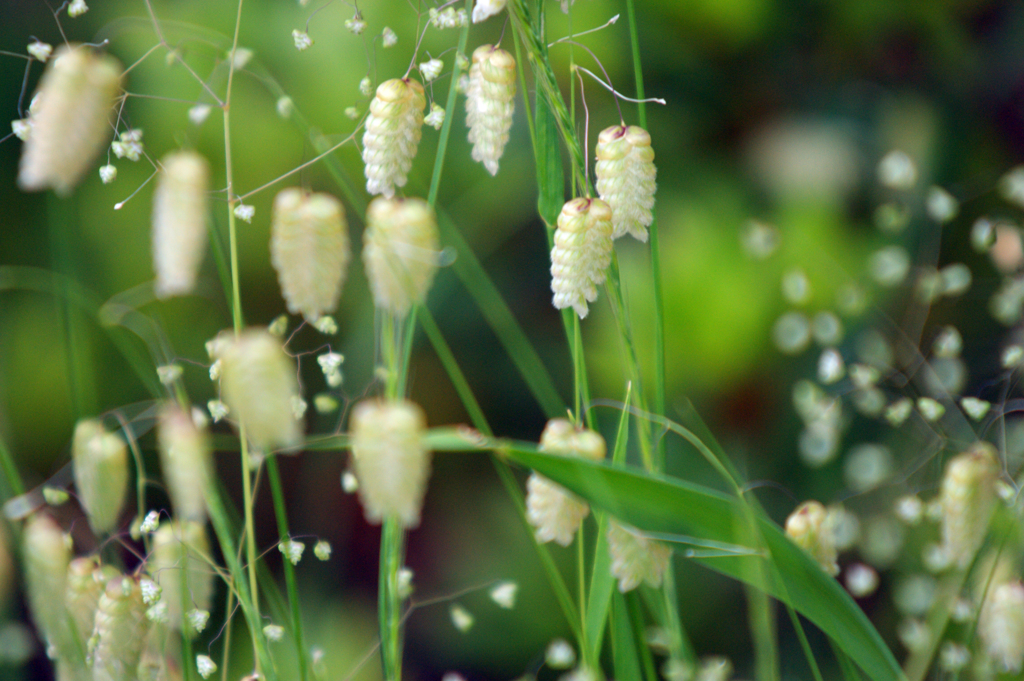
<box><xmin>314</xmin><ymin>315</ymin><xmax>338</xmax><ymax>334</ymax></box>
<box><xmin>545</xmin><ymin>639</ymin><xmax>576</xmax><ymax>669</ymax></box>
<box><xmin>18</xmin><ymin>45</ymin><xmax>122</xmax><ymax>196</ymax></box>
<box><xmin>271</xmin><ymin>188</ymin><xmax>350</xmax><ymax>323</ymax></box>
<box><xmin>292</xmin><ymin>29</ymin><xmax>313</xmax><ymax>51</ymax></box>
<box><xmin>550</xmin><ymin>197</ymin><xmax>614</xmax><ymax>318</ymax></box>
<box><xmin>188</xmin><ymin>104</ymin><xmax>211</xmax><ymax>125</ymax></box>
<box><xmin>362</xmin><ymin>196</ymin><xmax>440</xmax><ymax>315</ymax></box>
<box><xmin>595</xmin><ymin>124</ymin><xmax>657</xmax><ymax>241</ymax></box>
<box><xmin>207</xmin><ymin>399</ymin><xmax>228</xmax><ymax>422</ymax></box>
<box><xmin>939</xmin><ymin>442</ymin><xmax>998</xmax><ymax>569</ymax></box>
<box><xmin>197</xmin><ymin>655</ymin><xmax>217</xmax><ymax>679</ymax></box>
<box><xmin>878</xmin><ymin>150</ymin><xmax>917</xmax><ymax>189</ymax></box>
<box><xmin>526</xmin><ymin>419</ymin><xmax>606</xmax><ymax>546</ymax></box>
<box><xmin>28</xmin><ymin>41</ymin><xmax>53</xmax><ymax>62</ymax></box>
<box><xmin>381</xmin><ymin>27</ymin><xmax>398</xmax><ymax>47</ymax></box>
<box><xmin>607</xmin><ymin>519</ymin><xmax>672</xmax><ymax>592</ymax></box>
<box><xmin>277</xmin><ymin>96</ymin><xmax>293</xmax><ymax>118</ymax></box>
<box><xmin>425</xmin><ymin>103</ymin><xmax>445</xmax><ymax>130</ymax></box>
<box><xmin>211</xmin><ymin>328</ymin><xmax>302</xmax><ymax>451</ymax></box>
<box><xmin>359</xmin><ymin>77</ymin><xmax>373</xmax><ymax>97</ymax></box>
<box><xmin>234</xmin><ymin>203</ymin><xmax>255</xmax><ymax>223</ymax></box>
<box><xmin>785</xmin><ymin>500</ymin><xmax>838</xmax><ymax>575</ymax></box>
<box><xmin>263</xmin><ymin>624</ymin><xmax>285</xmax><ymax>642</ymax></box>
<box><xmin>362</xmin><ymin>78</ymin><xmax>426</xmax><ymax>198</ymax></box>
<box><xmin>489</xmin><ymin>581</ymin><xmax>517</xmax><ymax>609</ymax></box>
<box><xmin>472</xmin><ymin>0</ymin><xmax>507</xmax><ymax>23</ymax></box>
<box><xmin>314</xmin><ymin>394</ymin><xmax>339</xmax><ymax>413</ymax></box>
<box><xmin>158</xmin><ymin>403</ymin><xmax>212</xmax><ymax>523</ymax></box>
<box><xmin>187</xmin><ymin>609</ymin><xmax>210</xmax><ymax>633</ymax></box>
<box><xmin>345</xmin><ymin>13</ymin><xmax>367</xmax><ymax>34</ymax></box>
<box><xmin>397</xmin><ymin>566</ymin><xmax>414</xmax><ymax>598</ymax></box>
<box><xmin>99</xmin><ymin>163</ymin><xmax>116</xmax><ymax>183</ymax></box>
<box><xmin>466</xmin><ymin>45</ymin><xmax>516</xmax><ymax>176</ymax></box>
<box><xmin>68</xmin><ymin>0</ymin><xmax>88</xmax><ymax>17</ymax></box>
<box><xmin>140</xmin><ymin>510</ymin><xmax>160</xmax><ymax>534</ymax></box>
<box><xmin>419</xmin><ymin>58</ymin><xmax>443</xmax><ymax>82</ymax></box>
<box><xmin>73</xmin><ymin>419</ymin><xmax>128</xmax><ymax>535</ymax></box>
<box><xmin>450</xmin><ymin>604</ymin><xmax>474</xmax><ymax>633</ymax></box>
<box><xmin>152</xmin><ymin>150</ymin><xmax>210</xmax><ymax>298</ymax></box>
<box><xmin>314</xmin><ymin>540</ymin><xmax>332</xmax><ymax>560</ymax></box>
<box><xmin>230</xmin><ymin>48</ymin><xmax>253</xmax><ymax>69</ymax></box>
<box><xmin>350</xmin><ymin>399</ymin><xmax>431</xmax><ymax>528</ymax></box>
<box><xmin>961</xmin><ymin>396</ymin><xmax>990</xmax><ymax>421</ymax></box>
<box><xmin>11</xmin><ymin>119</ymin><xmax>31</xmax><ymax>141</ymax></box>
<box><xmin>112</xmin><ymin>128</ymin><xmax>144</xmax><ymax>161</ymax></box>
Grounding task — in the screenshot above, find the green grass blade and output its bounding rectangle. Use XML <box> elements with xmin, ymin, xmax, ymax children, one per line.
<box><xmin>535</xmin><ymin>91</ymin><xmax>565</xmax><ymax>227</ymax></box>
<box><xmin>497</xmin><ymin>448</ymin><xmax>904</xmax><ymax>681</ymax></box>
<box><xmin>611</xmin><ymin>590</ymin><xmax>644</xmax><ymax>681</ymax></box>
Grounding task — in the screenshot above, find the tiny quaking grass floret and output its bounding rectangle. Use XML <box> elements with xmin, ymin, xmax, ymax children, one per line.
<box><xmin>550</xmin><ymin>197</ymin><xmax>614</xmax><ymax>319</ymax></box>
<box><xmin>17</xmin><ymin>44</ymin><xmax>123</xmax><ymax>196</ymax></box>
<box><xmin>150</xmin><ymin>520</ymin><xmax>213</xmax><ymax>636</ymax></box>
<box><xmin>72</xmin><ymin>419</ymin><xmax>129</xmax><ymax>535</ymax></box>
<box><xmin>607</xmin><ymin>519</ymin><xmax>673</xmax><ymax>592</ymax></box>
<box><xmin>526</xmin><ymin>419</ymin><xmax>606</xmax><ymax>546</ymax></box>
<box><xmin>362</xmin><ymin>78</ymin><xmax>426</xmax><ymax>198</ymax></box>
<box><xmin>349</xmin><ymin>398</ymin><xmax>431</xmax><ymax>528</ymax></box>
<box><xmin>209</xmin><ymin>328</ymin><xmax>302</xmax><ymax>452</ymax></box>
<box><xmin>785</xmin><ymin>500</ymin><xmax>839</xmax><ymax>576</ymax></box>
<box><xmin>938</xmin><ymin>441</ymin><xmax>999</xmax><ymax>570</ymax></box>
<box><xmin>465</xmin><ymin>44</ymin><xmax>516</xmax><ymax>176</ymax></box>
<box><xmin>89</xmin><ymin>574</ymin><xmax>150</xmax><ymax>681</ymax></box>
<box><xmin>63</xmin><ymin>557</ymin><xmax>117</xmax><ymax>681</ymax></box>
<box><xmin>270</xmin><ymin>188</ymin><xmax>350</xmax><ymax>323</ymax></box>
<box><xmin>22</xmin><ymin>514</ymin><xmax>71</xmax><ymax>653</ymax></box>
<box><xmin>152</xmin><ymin>150</ymin><xmax>210</xmax><ymax>299</ymax></box>
<box><xmin>595</xmin><ymin>124</ymin><xmax>657</xmax><ymax>242</ymax></box>
<box><xmin>362</xmin><ymin>196</ymin><xmax>440</xmax><ymax>315</ymax></box>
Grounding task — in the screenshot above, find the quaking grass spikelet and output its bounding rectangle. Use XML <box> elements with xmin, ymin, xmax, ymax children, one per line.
<box><xmin>362</xmin><ymin>196</ymin><xmax>439</xmax><ymax>315</ymax></box>
<box><xmin>979</xmin><ymin>581</ymin><xmax>1024</xmax><ymax>672</ymax></box>
<box><xmin>22</xmin><ymin>514</ymin><xmax>71</xmax><ymax>651</ymax></box>
<box><xmin>362</xmin><ymin>78</ymin><xmax>426</xmax><ymax>198</ymax></box>
<box><xmin>152</xmin><ymin>150</ymin><xmax>210</xmax><ymax>298</ymax></box>
<box><xmin>550</xmin><ymin>198</ymin><xmax>613</xmax><ymax>319</ymax></box>
<box><xmin>270</xmin><ymin>188</ymin><xmax>350</xmax><ymax>322</ymax></box>
<box><xmin>150</xmin><ymin>520</ymin><xmax>213</xmax><ymax>635</ymax></box>
<box><xmin>60</xmin><ymin>557</ymin><xmax>118</xmax><ymax>681</ymax></box>
<box><xmin>465</xmin><ymin>45</ymin><xmax>516</xmax><ymax>176</ymax></box>
<box><xmin>607</xmin><ymin>519</ymin><xmax>672</xmax><ymax>592</ymax></box>
<box><xmin>785</xmin><ymin>500</ymin><xmax>838</xmax><ymax>576</ymax></box>
<box><xmin>72</xmin><ymin>419</ymin><xmax>128</xmax><ymax>535</ymax></box>
<box><xmin>939</xmin><ymin>441</ymin><xmax>999</xmax><ymax>569</ymax></box>
<box><xmin>18</xmin><ymin>45</ymin><xmax>122</xmax><ymax>196</ymax></box>
<box><xmin>595</xmin><ymin>124</ymin><xmax>657</xmax><ymax>241</ymax></box>
<box><xmin>350</xmin><ymin>399</ymin><xmax>431</xmax><ymax>528</ymax></box>
<box><xmin>526</xmin><ymin>419</ymin><xmax>606</xmax><ymax>546</ymax></box>
<box><xmin>210</xmin><ymin>328</ymin><xmax>302</xmax><ymax>452</ymax></box>
<box><xmin>157</xmin><ymin>403</ymin><xmax>212</xmax><ymax>523</ymax></box>
<box><xmin>89</xmin><ymin>574</ymin><xmax>150</xmax><ymax>681</ymax></box>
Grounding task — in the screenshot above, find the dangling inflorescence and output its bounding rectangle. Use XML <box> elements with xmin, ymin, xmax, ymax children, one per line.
<box><xmin>465</xmin><ymin>44</ymin><xmax>516</xmax><ymax>176</ymax></box>
<box><xmin>90</xmin><ymin>575</ymin><xmax>150</xmax><ymax>681</ymax></box>
<box><xmin>550</xmin><ymin>197</ymin><xmax>614</xmax><ymax>319</ymax></box>
<box><xmin>785</xmin><ymin>500</ymin><xmax>839</xmax><ymax>576</ymax></box>
<box><xmin>72</xmin><ymin>419</ymin><xmax>128</xmax><ymax>536</ymax></box>
<box><xmin>151</xmin><ymin>520</ymin><xmax>213</xmax><ymax>636</ymax></box>
<box><xmin>18</xmin><ymin>44</ymin><xmax>122</xmax><ymax>196</ymax></box>
<box><xmin>607</xmin><ymin>519</ymin><xmax>672</xmax><ymax>592</ymax></box>
<box><xmin>157</xmin><ymin>403</ymin><xmax>212</xmax><ymax>524</ymax></box>
<box><xmin>939</xmin><ymin>441</ymin><xmax>999</xmax><ymax>569</ymax></box>
<box><xmin>152</xmin><ymin>150</ymin><xmax>210</xmax><ymax>299</ymax></box>
<box><xmin>349</xmin><ymin>399</ymin><xmax>431</xmax><ymax>528</ymax></box>
<box><xmin>270</xmin><ymin>188</ymin><xmax>350</xmax><ymax>323</ymax></box>
<box><xmin>362</xmin><ymin>196</ymin><xmax>440</xmax><ymax>315</ymax></box>
<box><xmin>595</xmin><ymin>124</ymin><xmax>657</xmax><ymax>242</ymax></box>
<box><xmin>526</xmin><ymin>419</ymin><xmax>606</xmax><ymax>546</ymax></box>
<box><xmin>362</xmin><ymin>78</ymin><xmax>426</xmax><ymax>198</ymax></box>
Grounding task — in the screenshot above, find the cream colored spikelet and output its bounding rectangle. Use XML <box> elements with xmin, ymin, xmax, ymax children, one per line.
<box><xmin>595</xmin><ymin>124</ymin><xmax>657</xmax><ymax>242</ymax></box>
<box><xmin>22</xmin><ymin>514</ymin><xmax>71</xmax><ymax>651</ymax></box>
<box><xmin>18</xmin><ymin>45</ymin><xmax>122</xmax><ymax>196</ymax></box>
<box><xmin>785</xmin><ymin>500</ymin><xmax>838</xmax><ymax>575</ymax></box>
<box><xmin>61</xmin><ymin>557</ymin><xmax>117</xmax><ymax>681</ymax></box>
<box><xmin>212</xmin><ymin>328</ymin><xmax>302</xmax><ymax>451</ymax></box>
<box><xmin>362</xmin><ymin>78</ymin><xmax>426</xmax><ymax>198</ymax></box>
<box><xmin>157</xmin><ymin>403</ymin><xmax>212</xmax><ymax>523</ymax></box>
<box><xmin>362</xmin><ymin>196</ymin><xmax>440</xmax><ymax>315</ymax></box>
<box><xmin>979</xmin><ymin>581</ymin><xmax>1024</xmax><ymax>672</ymax></box>
<box><xmin>152</xmin><ymin>151</ymin><xmax>210</xmax><ymax>298</ymax></box>
<box><xmin>270</xmin><ymin>188</ymin><xmax>350</xmax><ymax>322</ymax></box>
<box><xmin>526</xmin><ymin>419</ymin><xmax>606</xmax><ymax>546</ymax></box>
<box><xmin>466</xmin><ymin>45</ymin><xmax>516</xmax><ymax>176</ymax></box>
<box><xmin>350</xmin><ymin>399</ymin><xmax>431</xmax><ymax>528</ymax></box>
<box><xmin>72</xmin><ymin>419</ymin><xmax>128</xmax><ymax>535</ymax></box>
<box><xmin>150</xmin><ymin>520</ymin><xmax>213</xmax><ymax>635</ymax></box>
<box><xmin>607</xmin><ymin>519</ymin><xmax>672</xmax><ymax>592</ymax></box>
<box><xmin>939</xmin><ymin>441</ymin><xmax>999</xmax><ymax>569</ymax></box>
<box><xmin>89</xmin><ymin>574</ymin><xmax>150</xmax><ymax>681</ymax></box>
<box><xmin>550</xmin><ymin>198</ymin><xmax>614</xmax><ymax>318</ymax></box>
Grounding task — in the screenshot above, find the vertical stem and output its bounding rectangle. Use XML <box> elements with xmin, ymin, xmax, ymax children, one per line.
<box><xmin>380</xmin><ymin>310</ymin><xmax>406</xmax><ymax>681</ymax></box>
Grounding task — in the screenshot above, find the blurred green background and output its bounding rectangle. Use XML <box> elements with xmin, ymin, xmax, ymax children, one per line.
<box><xmin>2</xmin><ymin>0</ymin><xmax>1024</xmax><ymax>679</ymax></box>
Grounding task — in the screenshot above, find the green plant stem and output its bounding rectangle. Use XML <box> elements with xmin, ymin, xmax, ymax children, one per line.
<box><xmin>266</xmin><ymin>456</ymin><xmax>308</xmax><ymax>681</ymax></box>
<box><xmin>0</xmin><ymin>432</ymin><xmax>25</xmax><ymax>502</ymax></box>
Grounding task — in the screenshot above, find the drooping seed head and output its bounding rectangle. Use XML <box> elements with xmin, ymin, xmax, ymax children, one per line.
<box><xmin>526</xmin><ymin>419</ymin><xmax>606</xmax><ymax>546</ymax></box>
<box><xmin>22</xmin><ymin>514</ymin><xmax>71</xmax><ymax>650</ymax></box>
<box><xmin>595</xmin><ymin>124</ymin><xmax>657</xmax><ymax>242</ymax></box>
<box><xmin>157</xmin><ymin>403</ymin><xmax>212</xmax><ymax>523</ymax></box>
<box><xmin>18</xmin><ymin>45</ymin><xmax>122</xmax><ymax>196</ymax></box>
<box><xmin>270</xmin><ymin>188</ymin><xmax>350</xmax><ymax>322</ymax></box>
<box><xmin>362</xmin><ymin>78</ymin><xmax>426</xmax><ymax>198</ymax></box>
<box><xmin>349</xmin><ymin>399</ymin><xmax>431</xmax><ymax>528</ymax></box>
<box><xmin>979</xmin><ymin>581</ymin><xmax>1024</xmax><ymax>672</ymax></box>
<box><xmin>152</xmin><ymin>150</ymin><xmax>210</xmax><ymax>298</ymax></box>
<box><xmin>466</xmin><ymin>45</ymin><xmax>516</xmax><ymax>176</ymax></box>
<box><xmin>72</xmin><ymin>419</ymin><xmax>128</xmax><ymax>535</ymax></box>
<box><xmin>90</xmin><ymin>574</ymin><xmax>150</xmax><ymax>681</ymax></box>
<box><xmin>785</xmin><ymin>500</ymin><xmax>839</xmax><ymax>575</ymax></box>
<box><xmin>150</xmin><ymin>520</ymin><xmax>213</xmax><ymax>635</ymax></box>
<box><xmin>550</xmin><ymin>197</ymin><xmax>614</xmax><ymax>318</ymax></box>
<box><xmin>940</xmin><ymin>442</ymin><xmax>999</xmax><ymax>569</ymax></box>
<box><xmin>211</xmin><ymin>328</ymin><xmax>302</xmax><ymax>452</ymax></box>
<box><xmin>63</xmin><ymin>557</ymin><xmax>117</xmax><ymax>679</ymax></box>
<box><xmin>607</xmin><ymin>519</ymin><xmax>672</xmax><ymax>592</ymax></box>
<box><xmin>362</xmin><ymin>196</ymin><xmax>440</xmax><ymax>315</ymax></box>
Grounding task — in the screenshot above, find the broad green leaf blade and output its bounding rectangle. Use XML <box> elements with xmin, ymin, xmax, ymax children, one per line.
<box><xmin>502</xmin><ymin>448</ymin><xmax>904</xmax><ymax>681</ymax></box>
